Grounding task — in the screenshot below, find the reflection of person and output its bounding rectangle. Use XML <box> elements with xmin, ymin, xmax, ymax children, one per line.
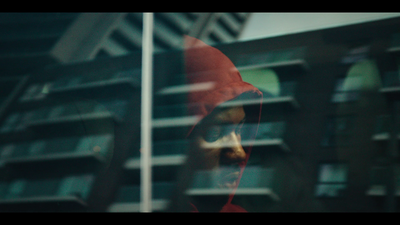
<box><xmin>167</xmin><ymin>36</ymin><xmax>323</xmax><ymax>212</ymax></box>
<box><xmin>166</xmin><ymin>35</ymin><xmax>262</xmax><ymax>212</ymax></box>
<box><xmin>187</xmin><ymin>104</ymin><xmax>258</xmax><ymax>212</ymax></box>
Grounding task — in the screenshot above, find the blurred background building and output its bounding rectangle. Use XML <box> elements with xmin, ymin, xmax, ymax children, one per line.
<box><xmin>0</xmin><ymin>12</ymin><xmax>400</xmax><ymax>212</ymax></box>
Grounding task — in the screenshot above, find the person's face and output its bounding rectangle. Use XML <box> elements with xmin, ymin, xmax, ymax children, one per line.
<box><xmin>194</xmin><ymin>105</ymin><xmax>247</xmax><ymax>189</ymax></box>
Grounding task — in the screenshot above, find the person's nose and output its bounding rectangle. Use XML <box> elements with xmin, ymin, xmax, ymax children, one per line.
<box><xmin>221</xmin><ymin>131</ymin><xmax>246</xmax><ymax>164</ymax></box>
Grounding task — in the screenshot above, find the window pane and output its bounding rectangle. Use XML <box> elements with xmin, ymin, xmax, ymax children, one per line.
<box><xmin>318</xmin><ymin>163</ymin><xmax>348</xmax><ymax>183</ymax></box>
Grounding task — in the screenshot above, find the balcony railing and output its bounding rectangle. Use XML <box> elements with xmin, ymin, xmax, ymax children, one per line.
<box><xmin>0</xmin><ymin>174</ymin><xmax>94</xmax><ymax>210</ymax></box>
<box><xmin>186</xmin><ymin>166</ymin><xmax>279</xmax><ymax>201</ymax></box>
<box><xmin>243</xmin><ymin>122</ymin><xmax>290</xmax><ymax>151</ymax></box>
<box><xmin>372</xmin><ymin>115</ymin><xmax>400</xmax><ymax>141</ymax></box>
<box><xmin>234</xmin><ymin>47</ymin><xmax>308</xmax><ymax>73</ymax></box>
<box><xmin>124</xmin><ymin>140</ymin><xmax>189</xmax><ymax>170</ymax></box>
<box><xmin>380</xmin><ymin>72</ymin><xmax>400</xmax><ymax>100</ymax></box>
<box><xmin>219</xmin><ymin>81</ymin><xmax>299</xmax><ymax>110</ymax></box>
<box><xmin>107</xmin><ymin>182</ymin><xmax>174</xmax><ymax>212</ymax></box>
<box><xmin>0</xmin><ymin>98</ymin><xmax>128</xmax><ymax>135</ymax></box>
<box><xmin>387</xmin><ymin>32</ymin><xmax>400</xmax><ymax>55</ymax></box>
<box><xmin>0</xmin><ymin>134</ymin><xmax>113</xmax><ymax>166</ymax></box>
<box><xmin>48</xmin><ymin>68</ymin><xmax>141</xmax><ymax>98</ymax></box>
<box><xmin>366</xmin><ymin>165</ymin><xmax>400</xmax><ymax>196</ymax></box>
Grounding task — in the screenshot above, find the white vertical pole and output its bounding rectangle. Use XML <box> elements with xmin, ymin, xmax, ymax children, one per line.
<box><xmin>141</xmin><ymin>12</ymin><xmax>153</xmax><ymax>212</ymax></box>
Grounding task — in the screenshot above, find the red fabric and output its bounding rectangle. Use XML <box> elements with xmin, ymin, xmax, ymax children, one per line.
<box><xmin>190</xmin><ymin>202</ymin><xmax>247</xmax><ymax>213</ymax></box>
<box><xmin>184</xmin><ymin>36</ymin><xmax>263</xmax><ymax>212</ymax></box>
<box><xmin>220</xmin><ymin>203</ymin><xmax>248</xmax><ymax>212</ymax></box>
<box><xmin>184</xmin><ymin>35</ymin><xmax>261</xmax><ymax>126</ymax></box>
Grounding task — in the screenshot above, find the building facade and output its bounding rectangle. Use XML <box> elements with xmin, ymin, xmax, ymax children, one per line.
<box><xmin>0</xmin><ymin>13</ymin><xmax>399</xmax><ymax>212</ymax></box>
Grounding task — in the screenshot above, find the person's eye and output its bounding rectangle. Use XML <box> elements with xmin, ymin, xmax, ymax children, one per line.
<box><xmin>204</xmin><ymin>126</ymin><xmax>221</xmax><ymax>142</ymax></box>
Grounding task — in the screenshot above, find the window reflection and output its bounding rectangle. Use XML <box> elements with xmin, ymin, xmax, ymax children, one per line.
<box><xmin>315</xmin><ymin>163</ymin><xmax>348</xmax><ymax>198</ymax></box>
<box><xmin>0</xmin><ymin>13</ymin><xmax>400</xmax><ymax>213</ymax></box>
<box><xmin>321</xmin><ymin>115</ymin><xmax>355</xmax><ymax>147</ymax></box>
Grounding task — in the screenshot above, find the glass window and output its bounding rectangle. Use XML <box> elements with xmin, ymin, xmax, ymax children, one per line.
<box><xmin>331</xmin><ymin>77</ymin><xmax>360</xmax><ymax>103</ymax></box>
<box><xmin>315</xmin><ymin>163</ymin><xmax>348</xmax><ymax>197</ymax></box>
<box><xmin>321</xmin><ymin>115</ymin><xmax>355</xmax><ymax>147</ymax></box>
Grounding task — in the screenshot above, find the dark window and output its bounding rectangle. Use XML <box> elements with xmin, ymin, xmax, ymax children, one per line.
<box><xmin>321</xmin><ymin>115</ymin><xmax>355</xmax><ymax>147</ymax></box>
<box><xmin>315</xmin><ymin>163</ymin><xmax>348</xmax><ymax>197</ymax></box>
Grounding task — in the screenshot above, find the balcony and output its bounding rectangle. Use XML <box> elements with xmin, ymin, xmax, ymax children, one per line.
<box><xmin>0</xmin><ymin>98</ymin><xmax>126</xmax><ymax>138</ymax></box>
<box><xmin>107</xmin><ymin>182</ymin><xmax>174</xmax><ymax>212</ymax></box>
<box><xmin>372</xmin><ymin>115</ymin><xmax>400</xmax><ymax>141</ymax></box>
<box><xmin>366</xmin><ymin>165</ymin><xmax>400</xmax><ymax>197</ymax></box>
<box><xmin>124</xmin><ymin>139</ymin><xmax>189</xmax><ymax>170</ymax></box>
<box><xmin>155</xmin><ymin>81</ymin><xmax>210</xmax><ymax>106</ymax></box>
<box><xmin>0</xmin><ymin>134</ymin><xmax>113</xmax><ymax>170</ymax></box>
<box><xmin>234</xmin><ymin>47</ymin><xmax>309</xmax><ymax>76</ymax></box>
<box><xmin>0</xmin><ymin>174</ymin><xmax>94</xmax><ymax>211</ymax></box>
<box><xmin>379</xmin><ymin>71</ymin><xmax>400</xmax><ymax>100</ymax></box>
<box><xmin>186</xmin><ymin>166</ymin><xmax>280</xmax><ymax>201</ymax></box>
<box><xmin>219</xmin><ymin>81</ymin><xmax>299</xmax><ymax>111</ymax></box>
<box><xmin>244</xmin><ymin>122</ymin><xmax>290</xmax><ymax>152</ymax></box>
<box><xmin>386</xmin><ymin>32</ymin><xmax>400</xmax><ymax>57</ymax></box>
<box><xmin>48</xmin><ymin>68</ymin><xmax>141</xmax><ymax>99</ymax></box>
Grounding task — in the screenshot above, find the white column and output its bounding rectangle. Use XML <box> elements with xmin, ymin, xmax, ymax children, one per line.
<box><xmin>140</xmin><ymin>12</ymin><xmax>154</xmax><ymax>212</ymax></box>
